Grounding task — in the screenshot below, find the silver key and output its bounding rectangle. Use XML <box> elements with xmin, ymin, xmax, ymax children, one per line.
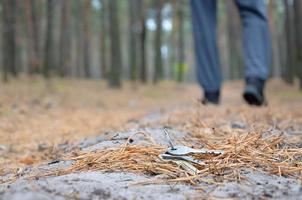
<box><xmin>166</xmin><ymin>146</ymin><xmax>224</xmax><ymax>156</ymax></box>
<box><xmin>163</xmin><ymin>128</ymin><xmax>175</xmax><ymax>149</ymax></box>
<box><xmin>160</xmin><ymin>153</ymin><xmax>205</xmax><ymax>165</ymax></box>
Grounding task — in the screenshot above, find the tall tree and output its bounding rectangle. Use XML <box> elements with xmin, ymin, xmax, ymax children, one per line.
<box><xmin>170</xmin><ymin>1</ymin><xmax>177</xmax><ymax>80</ymax></box>
<box><xmin>129</xmin><ymin>0</ymin><xmax>147</xmax><ymax>82</ymax></box>
<box><xmin>176</xmin><ymin>0</ymin><xmax>185</xmax><ymax>82</ymax></box>
<box><xmin>59</xmin><ymin>0</ymin><xmax>72</xmax><ymax>77</ymax></box>
<box><xmin>153</xmin><ymin>0</ymin><xmax>163</xmax><ymax>83</ymax></box>
<box><xmin>83</xmin><ymin>0</ymin><xmax>92</xmax><ymax>78</ymax></box>
<box><xmin>1</xmin><ymin>0</ymin><xmax>17</xmax><ymax>81</ymax></box>
<box><xmin>226</xmin><ymin>0</ymin><xmax>243</xmax><ymax>79</ymax></box>
<box><xmin>24</xmin><ymin>0</ymin><xmax>42</xmax><ymax>74</ymax></box>
<box><xmin>129</xmin><ymin>0</ymin><xmax>138</xmax><ymax>81</ymax></box>
<box><xmin>15</xmin><ymin>1</ymin><xmax>25</xmax><ymax>74</ymax></box>
<box><xmin>100</xmin><ymin>0</ymin><xmax>108</xmax><ymax>79</ymax></box>
<box><xmin>73</xmin><ymin>0</ymin><xmax>84</xmax><ymax>77</ymax></box>
<box><xmin>43</xmin><ymin>0</ymin><xmax>55</xmax><ymax>78</ymax></box>
<box><xmin>294</xmin><ymin>0</ymin><xmax>302</xmax><ymax>89</ymax></box>
<box><xmin>138</xmin><ymin>0</ymin><xmax>147</xmax><ymax>83</ymax></box>
<box><xmin>268</xmin><ymin>0</ymin><xmax>281</xmax><ymax>77</ymax></box>
<box><xmin>284</xmin><ymin>0</ymin><xmax>295</xmax><ymax>84</ymax></box>
<box><xmin>108</xmin><ymin>0</ymin><xmax>122</xmax><ymax>87</ymax></box>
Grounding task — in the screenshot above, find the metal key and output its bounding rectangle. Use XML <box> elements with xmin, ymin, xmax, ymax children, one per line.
<box><xmin>160</xmin><ymin>153</ymin><xmax>205</xmax><ymax>165</ymax></box>
<box><xmin>166</xmin><ymin>146</ymin><xmax>224</xmax><ymax>156</ymax></box>
<box><xmin>163</xmin><ymin>128</ymin><xmax>175</xmax><ymax>149</ymax></box>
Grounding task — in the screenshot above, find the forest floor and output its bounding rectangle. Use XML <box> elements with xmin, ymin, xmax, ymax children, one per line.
<box><xmin>1</xmin><ymin>77</ymin><xmax>302</xmax><ymax>199</ymax></box>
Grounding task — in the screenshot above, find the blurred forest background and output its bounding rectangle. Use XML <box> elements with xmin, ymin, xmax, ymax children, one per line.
<box><xmin>0</xmin><ymin>0</ymin><xmax>302</xmax><ymax>88</ymax></box>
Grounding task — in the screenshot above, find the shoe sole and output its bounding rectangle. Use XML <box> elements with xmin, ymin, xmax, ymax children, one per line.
<box><xmin>243</xmin><ymin>86</ymin><xmax>263</xmax><ymax>106</ymax></box>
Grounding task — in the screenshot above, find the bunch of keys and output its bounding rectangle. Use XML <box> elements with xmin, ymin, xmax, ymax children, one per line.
<box><xmin>160</xmin><ymin>128</ymin><xmax>224</xmax><ymax>165</ymax></box>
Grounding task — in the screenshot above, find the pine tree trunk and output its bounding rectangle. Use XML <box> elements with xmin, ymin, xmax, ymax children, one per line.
<box><xmin>153</xmin><ymin>0</ymin><xmax>163</xmax><ymax>83</ymax></box>
<box><xmin>129</xmin><ymin>0</ymin><xmax>146</xmax><ymax>83</ymax></box>
<box><xmin>294</xmin><ymin>0</ymin><xmax>302</xmax><ymax>89</ymax></box>
<box><xmin>100</xmin><ymin>0</ymin><xmax>108</xmax><ymax>79</ymax></box>
<box><xmin>170</xmin><ymin>3</ymin><xmax>177</xmax><ymax>80</ymax></box>
<box><xmin>83</xmin><ymin>0</ymin><xmax>91</xmax><ymax>78</ymax></box>
<box><xmin>59</xmin><ymin>0</ymin><xmax>72</xmax><ymax>77</ymax></box>
<box><xmin>226</xmin><ymin>1</ymin><xmax>242</xmax><ymax>80</ymax></box>
<box><xmin>129</xmin><ymin>0</ymin><xmax>137</xmax><ymax>81</ymax></box>
<box><xmin>73</xmin><ymin>0</ymin><xmax>83</xmax><ymax>77</ymax></box>
<box><xmin>2</xmin><ymin>0</ymin><xmax>17</xmax><ymax>81</ymax></box>
<box><xmin>138</xmin><ymin>0</ymin><xmax>147</xmax><ymax>83</ymax></box>
<box><xmin>284</xmin><ymin>0</ymin><xmax>295</xmax><ymax>84</ymax></box>
<box><xmin>268</xmin><ymin>0</ymin><xmax>281</xmax><ymax>77</ymax></box>
<box><xmin>25</xmin><ymin>0</ymin><xmax>41</xmax><ymax>74</ymax></box>
<box><xmin>43</xmin><ymin>0</ymin><xmax>55</xmax><ymax>78</ymax></box>
<box><xmin>176</xmin><ymin>0</ymin><xmax>185</xmax><ymax>82</ymax></box>
<box><xmin>108</xmin><ymin>0</ymin><xmax>122</xmax><ymax>87</ymax></box>
<box><xmin>15</xmin><ymin>2</ymin><xmax>24</xmax><ymax>74</ymax></box>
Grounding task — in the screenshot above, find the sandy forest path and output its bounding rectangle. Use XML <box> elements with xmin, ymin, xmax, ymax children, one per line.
<box><xmin>1</xmin><ymin>78</ymin><xmax>302</xmax><ymax>199</ymax></box>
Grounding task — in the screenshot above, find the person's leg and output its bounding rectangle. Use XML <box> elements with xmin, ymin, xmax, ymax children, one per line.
<box><xmin>190</xmin><ymin>0</ymin><xmax>221</xmax><ymax>104</ymax></box>
<box><xmin>235</xmin><ymin>0</ymin><xmax>271</xmax><ymax>105</ymax></box>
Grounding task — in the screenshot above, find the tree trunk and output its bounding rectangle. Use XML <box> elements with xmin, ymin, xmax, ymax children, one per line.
<box><xmin>24</xmin><ymin>0</ymin><xmax>41</xmax><ymax>74</ymax></box>
<box><xmin>43</xmin><ymin>0</ymin><xmax>55</xmax><ymax>78</ymax></box>
<box><xmin>129</xmin><ymin>0</ymin><xmax>146</xmax><ymax>83</ymax></box>
<box><xmin>15</xmin><ymin>1</ymin><xmax>24</xmax><ymax>74</ymax></box>
<box><xmin>284</xmin><ymin>0</ymin><xmax>295</xmax><ymax>84</ymax></box>
<box><xmin>59</xmin><ymin>0</ymin><xmax>72</xmax><ymax>77</ymax></box>
<box><xmin>100</xmin><ymin>0</ymin><xmax>108</xmax><ymax>79</ymax></box>
<box><xmin>176</xmin><ymin>0</ymin><xmax>185</xmax><ymax>82</ymax></box>
<box><xmin>73</xmin><ymin>0</ymin><xmax>83</xmax><ymax>77</ymax></box>
<box><xmin>129</xmin><ymin>0</ymin><xmax>138</xmax><ymax>81</ymax></box>
<box><xmin>226</xmin><ymin>0</ymin><xmax>242</xmax><ymax>80</ymax></box>
<box><xmin>294</xmin><ymin>0</ymin><xmax>302</xmax><ymax>89</ymax></box>
<box><xmin>2</xmin><ymin>0</ymin><xmax>17</xmax><ymax>82</ymax></box>
<box><xmin>153</xmin><ymin>0</ymin><xmax>163</xmax><ymax>83</ymax></box>
<box><xmin>138</xmin><ymin>0</ymin><xmax>147</xmax><ymax>83</ymax></box>
<box><xmin>268</xmin><ymin>0</ymin><xmax>281</xmax><ymax>77</ymax></box>
<box><xmin>83</xmin><ymin>0</ymin><xmax>91</xmax><ymax>78</ymax></box>
<box><xmin>108</xmin><ymin>0</ymin><xmax>122</xmax><ymax>87</ymax></box>
<box><xmin>170</xmin><ymin>2</ymin><xmax>177</xmax><ymax>80</ymax></box>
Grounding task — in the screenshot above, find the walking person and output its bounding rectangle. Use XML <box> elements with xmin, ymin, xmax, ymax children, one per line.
<box><xmin>190</xmin><ymin>0</ymin><xmax>271</xmax><ymax>106</ymax></box>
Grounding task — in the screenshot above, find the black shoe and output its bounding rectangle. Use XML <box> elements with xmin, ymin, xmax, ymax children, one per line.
<box><xmin>243</xmin><ymin>77</ymin><xmax>266</xmax><ymax>106</ymax></box>
<box><xmin>202</xmin><ymin>91</ymin><xmax>220</xmax><ymax>105</ymax></box>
